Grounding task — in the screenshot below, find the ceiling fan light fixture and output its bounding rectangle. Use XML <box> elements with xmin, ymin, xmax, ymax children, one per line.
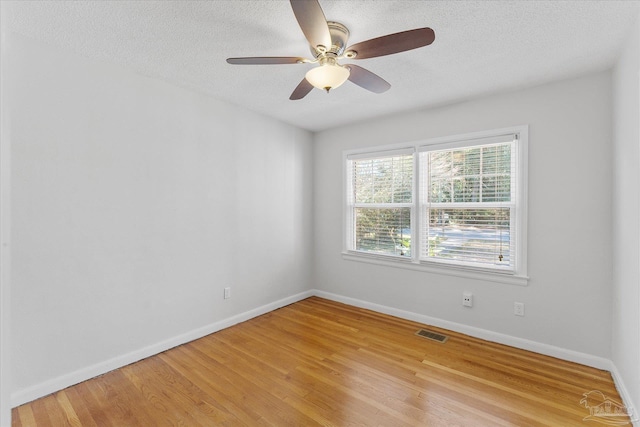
<box><xmin>305</xmin><ymin>62</ymin><xmax>350</xmax><ymax>92</ymax></box>
<box><xmin>226</xmin><ymin>0</ymin><xmax>436</xmax><ymax>100</ymax></box>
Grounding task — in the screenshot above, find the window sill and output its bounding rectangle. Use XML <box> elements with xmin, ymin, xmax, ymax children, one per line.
<box><xmin>341</xmin><ymin>251</ymin><xmax>529</xmax><ymax>286</ymax></box>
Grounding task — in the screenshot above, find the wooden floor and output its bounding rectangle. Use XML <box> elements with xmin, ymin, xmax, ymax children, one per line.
<box><xmin>12</xmin><ymin>297</ymin><xmax>629</xmax><ymax>426</ymax></box>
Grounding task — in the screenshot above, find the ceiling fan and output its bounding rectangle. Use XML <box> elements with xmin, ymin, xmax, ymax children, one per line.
<box><xmin>226</xmin><ymin>0</ymin><xmax>435</xmax><ymax>100</ymax></box>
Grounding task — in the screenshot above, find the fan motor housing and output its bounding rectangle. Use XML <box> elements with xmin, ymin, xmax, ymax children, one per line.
<box><xmin>311</xmin><ymin>21</ymin><xmax>350</xmax><ymax>57</ymax></box>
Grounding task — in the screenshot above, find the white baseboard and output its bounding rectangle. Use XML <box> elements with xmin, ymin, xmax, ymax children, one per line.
<box><xmin>314</xmin><ymin>290</ymin><xmax>611</xmax><ymax>369</ymax></box>
<box><xmin>11</xmin><ymin>287</ymin><xmax>638</xmax><ymax>427</ymax></box>
<box><xmin>10</xmin><ymin>290</ymin><xmax>313</xmax><ymax>407</ymax></box>
<box><xmin>314</xmin><ymin>290</ymin><xmax>639</xmax><ymax>425</ymax></box>
<box><xmin>609</xmin><ymin>363</ymin><xmax>640</xmax><ymax>426</ymax></box>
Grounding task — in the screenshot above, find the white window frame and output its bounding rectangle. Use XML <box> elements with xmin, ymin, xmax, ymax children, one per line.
<box><xmin>345</xmin><ymin>148</ymin><xmax>415</xmax><ymax>259</ymax></box>
<box><xmin>343</xmin><ymin>126</ymin><xmax>529</xmax><ymax>286</ymax></box>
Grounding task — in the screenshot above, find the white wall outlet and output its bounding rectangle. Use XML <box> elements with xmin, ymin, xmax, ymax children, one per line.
<box><xmin>514</xmin><ymin>302</ymin><xmax>525</xmax><ymax>316</ymax></box>
<box><xmin>224</xmin><ymin>287</ymin><xmax>231</xmax><ymax>299</ymax></box>
<box><xmin>462</xmin><ymin>292</ymin><xmax>473</xmax><ymax>307</ymax></box>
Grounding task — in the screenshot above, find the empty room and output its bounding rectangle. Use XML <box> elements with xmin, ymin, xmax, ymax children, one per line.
<box><xmin>1</xmin><ymin>1</ymin><xmax>639</xmax><ymax>426</ymax></box>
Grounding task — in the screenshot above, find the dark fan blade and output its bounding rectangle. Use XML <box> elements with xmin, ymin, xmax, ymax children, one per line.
<box><xmin>290</xmin><ymin>78</ymin><xmax>314</xmax><ymax>100</ymax></box>
<box><xmin>346</xmin><ymin>65</ymin><xmax>390</xmax><ymax>93</ymax></box>
<box><xmin>290</xmin><ymin>0</ymin><xmax>331</xmax><ymax>50</ymax></box>
<box><xmin>227</xmin><ymin>57</ymin><xmax>305</xmax><ymax>65</ymax></box>
<box><xmin>346</xmin><ymin>28</ymin><xmax>435</xmax><ymax>59</ymax></box>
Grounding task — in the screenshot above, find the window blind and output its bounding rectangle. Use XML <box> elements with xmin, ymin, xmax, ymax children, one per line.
<box><xmin>347</xmin><ymin>153</ymin><xmax>414</xmax><ymax>257</ymax></box>
<box><xmin>419</xmin><ymin>136</ymin><xmax>517</xmax><ymax>271</ymax></box>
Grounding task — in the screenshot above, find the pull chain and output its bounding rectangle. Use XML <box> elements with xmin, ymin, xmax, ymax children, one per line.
<box><xmin>496</xmin><ymin>146</ymin><xmax>503</xmax><ymax>263</ymax></box>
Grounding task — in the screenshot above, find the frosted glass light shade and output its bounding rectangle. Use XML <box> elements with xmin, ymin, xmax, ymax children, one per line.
<box><xmin>305</xmin><ymin>64</ymin><xmax>350</xmax><ymax>92</ymax></box>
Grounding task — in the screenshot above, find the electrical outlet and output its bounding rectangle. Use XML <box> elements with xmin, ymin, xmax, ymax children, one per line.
<box><xmin>224</xmin><ymin>287</ymin><xmax>231</xmax><ymax>299</ymax></box>
<box><xmin>462</xmin><ymin>292</ymin><xmax>473</xmax><ymax>307</ymax></box>
<box><xmin>514</xmin><ymin>302</ymin><xmax>525</xmax><ymax>316</ymax></box>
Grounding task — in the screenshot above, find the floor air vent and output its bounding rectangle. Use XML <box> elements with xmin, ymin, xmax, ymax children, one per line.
<box><xmin>416</xmin><ymin>329</ymin><xmax>448</xmax><ymax>343</ymax></box>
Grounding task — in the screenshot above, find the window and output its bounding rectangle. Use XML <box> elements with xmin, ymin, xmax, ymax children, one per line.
<box><xmin>344</xmin><ymin>127</ymin><xmax>528</xmax><ymax>284</ymax></box>
<box><xmin>346</xmin><ymin>150</ymin><xmax>414</xmax><ymax>257</ymax></box>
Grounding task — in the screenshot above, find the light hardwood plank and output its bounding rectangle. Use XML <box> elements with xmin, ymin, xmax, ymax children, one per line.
<box><xmin>12</xmin><ymin>297</ymin><xmax>631</xmax><ymax>426</ymax></box>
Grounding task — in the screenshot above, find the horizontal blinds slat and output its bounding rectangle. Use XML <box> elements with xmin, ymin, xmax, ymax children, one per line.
<box><xmin>347</xmin><ymin>147</ymin><xmax>414</xmax><ymax>161</ymax></box>
<box><xmin>352</xmin><ymin>153</ymin><xmax>413</xmax><ymax>204</ymax></box>
<box><xmin>420</xmin><ymin>142</ymin><xmax>514</xmax><ymax>205</ymax></box>
<box><xmin>426</xmin><ymin>202</ymin><xmax>514</xmax><ymax>209</ymax></box>
<box><xmin>418</xmin><ymin>133</ymin><xmax>516</xmax><ymax>153</ymax></box>
<box><xmin>422</xmin><ymin>207</ymin><xmax>513</xmax><ymax>267</ymax></box>
<box><xmin>354</xmin><ymin>207</ymin><xmax>412</xmax><ymax>257</ymax></box>
<box><xmin>353</xmin><ymin>203</ymin><xmax>413</xmax><ymax>208</ymax></box>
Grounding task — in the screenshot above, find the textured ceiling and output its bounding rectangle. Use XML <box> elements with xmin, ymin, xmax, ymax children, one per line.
<box><xmin>4</xmin><ymin>0</ymin><xmax>640</xmax><ymax>132</ymax></box>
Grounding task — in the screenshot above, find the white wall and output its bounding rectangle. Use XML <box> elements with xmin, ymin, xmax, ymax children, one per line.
<box><xmin>0</xmin><ymin>4</ymin><xmax>12</xmax><ymax>425</ymax></box>
<box><xmin>313</xmin><ymin>72</ymin><xmax>613</xmax><ymax>359</ymax></box>
<box><xmin>612</xmin><ymin>12</ymin><xmax>640</xmax><ymax>415</ymax></box>
<box><xmin>7</xmin><ymin>33</ymin><xmax>313</xmax><ymax>402</ymax></box>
